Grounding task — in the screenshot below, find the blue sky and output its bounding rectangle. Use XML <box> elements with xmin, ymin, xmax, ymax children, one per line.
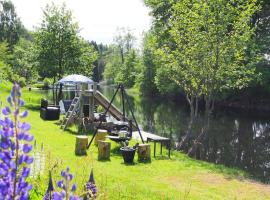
<box><xmin>12</xmin><ymin>0</ymin><xmax>151</xmax><ymax>45</ymax></box>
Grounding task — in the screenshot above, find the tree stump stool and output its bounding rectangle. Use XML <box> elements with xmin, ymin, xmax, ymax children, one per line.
<box><xmin>98</xmin><ymin>141</ymin><xmax>111</xmax><ymax>160</ymax></box>
<box><xmin>75</xmin><ymin>135</ymin><xmax>88</xmax><ymax>155</ymax></box>
<box><xmin>137</xmin><ymin>144</ymin><xmax>151</xmax><ymax>162</ymax></box>
<box><xmin>95</xmin><ymin>129</ymin><xmax>108</xmax><ymax>145</ymax></box>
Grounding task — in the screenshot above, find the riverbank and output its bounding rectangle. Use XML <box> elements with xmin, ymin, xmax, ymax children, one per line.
<box><xmin>0</xmin><ymin>82</ymin><xmax>269</xmax><ymax>199</ymax></box>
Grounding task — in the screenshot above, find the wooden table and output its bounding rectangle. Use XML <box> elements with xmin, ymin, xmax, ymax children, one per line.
<box><xmin>146</xmin><ymin>136</ymin><xmax>171</xmax><ymax>158</ymax></box>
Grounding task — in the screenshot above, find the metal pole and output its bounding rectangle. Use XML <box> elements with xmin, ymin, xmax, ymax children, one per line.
<box><xmin>87</xmin><ymin>85</ymin><xmax>121</xmax><ymax>149</ymax></box>
<box><xmin>123</xmin><ymin>88</ymin><xmax>144</xmax><ymax>143</ymax></box>
<box><xmin>121</xmin><ymin>85</ymin><xmax>126</xmax><ymax>121</ymax></box>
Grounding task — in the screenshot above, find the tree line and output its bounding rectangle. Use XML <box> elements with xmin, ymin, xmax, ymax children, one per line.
<box><xmin>1</xmin><ymin>0</ymin><xmax>270</xmax><ymax>115</ymax></box>
<box><xmin>0</xmin><ymin>1</ymin><xmax>98</xmax><ymax>86</ymax></box>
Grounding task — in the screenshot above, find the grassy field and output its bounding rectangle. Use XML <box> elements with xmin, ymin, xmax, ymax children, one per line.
<box><xmin>0</xmin><ymin>82</ymin><xmax>270</xmax><ymax>200</ymax></box>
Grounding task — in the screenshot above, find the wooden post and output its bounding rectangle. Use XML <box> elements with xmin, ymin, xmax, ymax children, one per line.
<box><xmin>94</xmin><ymin>129</ymin><xmax>108</xmax><ymax>145</ymax></box>
<box><xmin>137</xmin><ymin>144</ymin><xmax>151</xmax><ymax>162</ymax></box>
<box><xmin>75</xmin><ymin>135</ymin><xmax>88</xmax><ymax>155</ymax></box>
<box><xmin>98</xmin><ymin>141</ymin><xmax>111</xmax><ymax>160</ymax></box>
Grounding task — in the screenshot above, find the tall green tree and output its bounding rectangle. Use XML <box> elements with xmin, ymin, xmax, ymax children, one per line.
<box><xmin>12</xmin><ymin>38</ymin><xmax>38</xmax><ymax>83</ymax></box>
<box><xmin>146</xmin><ymin>0</ymin><xmax>259</xmax><ymax>119</ymax></box>
<box><xmin>35</xmin><ymin>3</ymin><xmax>97</xmax><ymax>82</ymax></box>
<box><xmin>0</xmin><ymin>0</ymin><xmax>25</xmax><ymax>49</ymax></box>
<box><xmin>103</xmin><ymin>28</ymin><xmax>139</xmax><ymax>87</ymax></box>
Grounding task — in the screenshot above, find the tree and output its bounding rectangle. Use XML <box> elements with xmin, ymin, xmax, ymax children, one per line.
<box><xmin>0</xmin><ymin>0</ymin><xmax>25</xmax><ymax>49</ymax></box>
<box><xmin>114</xmin><ymin>27</ymin><xmax>136</xmax><ymax>64</ymax></box>
<box><xmin>12</xmin><ymin>38</ymin><xmax>38</xmax><ymax>83</ymax></box>
<box><xmin>115</xmin><ymin>49</ymin><xmax>140</xmax><ymax>87</ymax></box>
<box><xmin>103</xmin><ymin>28</ymin><xmax>140</xmax><ymax>87</ymax></box>
<box><xmin>35</xmin><ymin>3</ymin><xmax>97</xmax><ymax>82</ymax></box>
<box><xmin>146</xmin><ymin>0</ymin><xmax>259</xmax><ymax>118</ymax></box>
<box><xmin>103</xmin><ymin>44</ymin><xmax>122</xmax><ymax>82</ymax></box>
<box><xmin>0</xmin><ymin>41</ymin><xmax>12</xmax><ymax>81</ymax></box>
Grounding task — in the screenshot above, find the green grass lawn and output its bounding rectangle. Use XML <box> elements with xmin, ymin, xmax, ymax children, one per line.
<box><xmin>1</xmin><ymin>82</ymin><xmax>270</xmax><ymax>200</ymax></box>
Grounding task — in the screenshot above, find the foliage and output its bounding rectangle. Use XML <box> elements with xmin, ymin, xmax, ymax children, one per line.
<box><xmin>12</xmin><ymin>38</ymin><xmax>38</xmax><ymax>84</ymax></box>
<box><xmin>145</xmin><ymin>0</ymin><xmax>259</xmax><ymax>116</ymax></box>
<box><xmin>103</xmin><ymin>28</ymin><xmax>141</xmax><ymax>88</ymax></box>
<box><xmin>35</xmin><ymin>3</ymin><xmax>97</xmax><ymax>81</ymax></box>
<box><xmin>0</xmin><ymin>41</ymin><xmax>12</xmax><ymax>81</ymax></box>
<box><xmin>43</xmin><ymin>78</ymin><xmax>53</xmax><ymax>89</ymax></box>
<box><xmin>91</xmin><ymin>41</ymin><xmax>107</xmax><ymax>82</ymax></box>
<box><xmin>115</xmin><ymin>49</ymin><xmax>140</xmax><ymax>87</ymax></box>
<box><xmin>18</xmin><ymin>77</ymin><xmax>26</xmax><ymax>87</ymax></box>
<box><xmin>0</xmin><ymin>83</ymin><xmax>34</xmax><ymax>199</ymax></box>
<box><xmin>0</xmin><ymin>0</ymin><xmax>25</xmax><ymax>49</ymax></box>
<box><xmin>103</xmin><ymin>44</ymin><xmax>122</xmax><ymax>81</ymax></box>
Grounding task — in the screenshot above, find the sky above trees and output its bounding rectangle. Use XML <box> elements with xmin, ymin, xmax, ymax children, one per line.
<box><xmin>11</xmin><ymin>0</ymin><xmax>151</xmax><ymax>44</ymax></box>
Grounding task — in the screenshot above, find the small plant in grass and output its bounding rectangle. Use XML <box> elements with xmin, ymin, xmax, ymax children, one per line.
<box><xmin>84</xmin><ymin>168</ymin><xmax>97</xmax><ymax>199</ymax></box>
<box><xmin>53</xmin><ymin>167</ymin><xmax>80</xmax><ymax>200</ymax></box>
<box><xmin>0</xmin><ymin>82</ymin><xmax>34</xmax><ymax>199</ymax></box>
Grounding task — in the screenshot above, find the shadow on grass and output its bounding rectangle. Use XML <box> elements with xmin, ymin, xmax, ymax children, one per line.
<box><xmin>121</xmin><ymin>162</ymin><xmax>136</xmax><ymax>166</ymax></box>
<box><xmin>110</xmin><ymin>145</ymin><xmax>122</xmax><ymax>156</ymax></box>
<box><xmin>181</xmin><ymin>153</ymin><xmax>258</xmax><ymax>183</ymax></box>
<box><xmin>137</xmin><ymin>160</ymin><xmax>152</xmax><ymax>164</ymax></box>
<box><xmin>24</xmin><ymin>104</ymin><xmax>40</xmax><ymax>111</ymax></box>
<box><xmin>153</xmin><ymin>155</ymin><xmax>171</xmax><ymax>160</ymax></box>
<box><xmin>97</xmin><ymin>158</ymin><xmax>111</xmax><ymax>162</ymax></box>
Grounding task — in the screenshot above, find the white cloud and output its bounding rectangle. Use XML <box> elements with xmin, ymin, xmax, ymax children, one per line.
<box><xmin>11</xmin><ymin>0</ymin><xmax>151</xmax><ymax>44</ymax></box>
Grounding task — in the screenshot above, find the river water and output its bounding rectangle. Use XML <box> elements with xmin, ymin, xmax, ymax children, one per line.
<box><xmin>41</xmin><ymin>85</ymin><xmax>270</xmax><ymax>183</ymax></box>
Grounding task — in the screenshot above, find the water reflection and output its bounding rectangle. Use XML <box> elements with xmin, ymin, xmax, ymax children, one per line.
<box><xmin>100</xmin><ymin>86</ymin><xmax>270</xmax><ymax>183</ymax></box>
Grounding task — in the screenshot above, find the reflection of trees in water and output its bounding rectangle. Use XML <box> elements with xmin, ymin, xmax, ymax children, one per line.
<box><xmin>199</xmin><ymin>117</ymin><xmax>270</xmax><ymax>183</ymax></box>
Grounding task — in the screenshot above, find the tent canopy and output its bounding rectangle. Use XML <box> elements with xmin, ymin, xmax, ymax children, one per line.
<box><xmin>58</xmin><ymin>74</ymin><xmax>94</xmax><ymax>84</ymax></box>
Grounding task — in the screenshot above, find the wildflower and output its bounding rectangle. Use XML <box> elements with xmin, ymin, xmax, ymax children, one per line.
<box><xmin>0</xmin><ymin>82</ymin><xmax>34</xmax><ymax>199</ymax></box>
<box><xmin>53</xmin><ymin>167</ymin><xmax>81</xmax><ymax>200</ymax></box>
<box><xmin>43</xmin><ymin>170</ymin><xmax>54</xmax><ymax>200</ymax></box>
<box><xmin>84</xmin><ymin>168</ymin><xmax>97</xmax><ymax>199</ymax></box>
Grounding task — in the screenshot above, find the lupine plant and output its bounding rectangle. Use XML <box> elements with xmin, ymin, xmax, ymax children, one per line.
<box><xmin>53</xmin><ymin>167</ymin><xmax>81</xmax><ymax>200</ymax></box>
<box><xmin>85</xmin><ymin>168</ymin><xmax>97</xmax><ymax>199</ymax></box>
<box><xmin>0</xmin><ymin>83</ymin><xmax>34</xmax><ymax>199</ymax></box>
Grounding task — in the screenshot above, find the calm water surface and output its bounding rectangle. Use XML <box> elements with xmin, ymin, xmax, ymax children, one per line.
<box><xmin>41</xmin><ymin>86</ymin><xmax>270</xmax><ymax>183</ymax></box>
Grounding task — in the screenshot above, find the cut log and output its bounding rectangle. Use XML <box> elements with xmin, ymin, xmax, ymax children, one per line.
<box><xmin>75</xmin><ymin>135</ymin><xmax>88</xmax><ymax>155</ymax></box>
<box><xmin>98</xmin><ymin>141</ymin><xmax>111</xmax><ymax>160</ymax></box>
<box><xmin>137</xmin><ymin>144</ymin><xmax>151</xmax><ymax>162</ymax></box>
<box><xmin>94</xmin><ymin>129</ymin><xmax>108</xmax><ymax>145</ymax></box>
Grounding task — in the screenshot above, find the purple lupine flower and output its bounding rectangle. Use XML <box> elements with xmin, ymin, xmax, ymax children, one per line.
<box><xmin>53</xmin><ymin>167</ymin><xmax>81</xmax><ymax>200</ymax></box>
<box><xmin>0</xmin><ymin>82</ymin><xmax>34</xmax><ymax>199</ymax></box>
<box><xmin>43</xmin><ymin>170</ymin><xmax>54</xmax><ymax>200</ymax></box>
<box><xmin>85</xmin><ymin>168</ymin><xmax>97</xmax><ymax>199</ymax></box>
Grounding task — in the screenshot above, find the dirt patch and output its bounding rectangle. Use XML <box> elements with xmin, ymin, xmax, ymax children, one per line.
<box><xmin>194</xmin><ymin>173</ymin><xmax>225</xmax><ymax>185</ymax></box>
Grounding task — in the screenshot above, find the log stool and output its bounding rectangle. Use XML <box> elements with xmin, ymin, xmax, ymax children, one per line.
<box><xmin>98</xmin><ymin>140</ymin><xmax>111</xmax><ymax>160</ymax></box>
<box><xmin>95</xmin><ymin>129</ymin><xmax>108</xmax><ymax>145</ymax></box>
<box><xmin>75</xmin><ymin>135</ymin><xmax>88</xmax><ymax>155</ymax></box>
<box><xmin>137</xmin><ymin>144</ymin><xmax>151</xmax><ymax>162</ymax></box>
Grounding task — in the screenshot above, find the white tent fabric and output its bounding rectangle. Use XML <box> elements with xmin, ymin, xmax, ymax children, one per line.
<box><xmin>58</xmin><ymin>74</ymin><xmax>94</xmax><ymax>84</ymax></box>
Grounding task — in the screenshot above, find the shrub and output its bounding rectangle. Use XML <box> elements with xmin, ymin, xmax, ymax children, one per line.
<box><xmin>18</xmin><ymin>77</ymin><xmax>26</xmax><ymax>87</ymax></box>
<box><xmin>43</xmin><ymin>78</ymin><xmax>53</xmax><ymax>89</ymax></box>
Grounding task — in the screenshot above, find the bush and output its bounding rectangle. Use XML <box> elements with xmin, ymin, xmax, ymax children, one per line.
<box><xmin>18</xmin><ymin>77</ymin><xmax>26</xmax><ymax>87</ymax></box>
<box><xmin>43</xmin><ymin>78</ymin><xmax>53</xmax><ymax>89</ymax></box>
